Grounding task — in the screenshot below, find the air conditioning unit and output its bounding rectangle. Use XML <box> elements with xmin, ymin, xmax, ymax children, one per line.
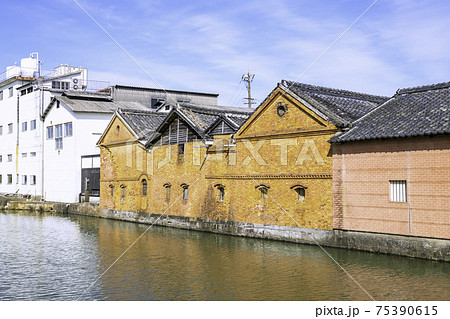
<box><xmin>72</xmin><ymin>78</ymin><xmax>80</xmax><ymax>90</ymax></box>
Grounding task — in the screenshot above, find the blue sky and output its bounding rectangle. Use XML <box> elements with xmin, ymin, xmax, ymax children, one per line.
<box><xmin>1</xmin><ymin>0</ymin><xmax>450</xmax><ymax>106</ymax></box>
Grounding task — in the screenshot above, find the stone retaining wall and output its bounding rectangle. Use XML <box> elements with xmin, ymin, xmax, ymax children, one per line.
<box><xmin>1</xmin><ymin>197</ymin><xmax>448</xmax><ymax>261</ymax></box>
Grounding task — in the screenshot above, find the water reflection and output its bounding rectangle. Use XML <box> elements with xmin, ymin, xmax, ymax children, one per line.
<box><xmin>0</xmin><ymin>211</ymin><xmax>448</xmax><ymax>301</ymax></box>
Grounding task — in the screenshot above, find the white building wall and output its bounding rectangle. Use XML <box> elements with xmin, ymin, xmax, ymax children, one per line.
<box><xmin>43</xmin><ymin>104</ymin><xmax>111</xmax><ymax>202</ymax></box>
<box><xmin>0</xmin><ymin>81</ymin><xmax>21</xmax><ymax>194</ymax></box>
<box><xmin>1</xmin><ymin>54</ymin><xmax>91</xmax><ymax>200</ymax></box>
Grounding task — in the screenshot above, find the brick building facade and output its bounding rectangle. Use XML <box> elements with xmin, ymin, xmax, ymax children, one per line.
<box><xmin>331</xmin><ymin>82</ymin><xmax>450</xmax><ymax>239</ymax></box>
<box><xmin>98</xmin><ymin>81</ymin><xmax>386</xmax><ymax>231</ymax></box>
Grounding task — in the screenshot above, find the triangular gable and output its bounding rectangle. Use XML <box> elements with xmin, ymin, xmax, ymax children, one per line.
<box><xmin>145</xmin><ymin>108</ymin><xmax>204</xmax><ymax>148</ymax></box>
<box><xmin>234</xmin><ymin>85</ymin><xmax>337</xmax><ymax>139</ymax></box>
<box><xmin>41</xmin><ymin>96</ymin><xmax>77</xmax><ymax>120</ymax></box>
<box><xmin>97</xmin><ymin>112</ymin><xmax>138</xmax><ymax>146</ymax></box>
<box><xmin>205</xmin><ymin>116</ymin><xmax>238</xmax><ymax>136</ymax></box>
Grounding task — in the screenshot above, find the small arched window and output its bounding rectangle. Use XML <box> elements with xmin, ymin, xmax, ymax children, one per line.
<box><xmin>181</xmin><ymin>183</ymin><xmax>189</xmax><ymax>201</ymax></box>
<box><xmin>120</xmin><ymin>184</ymin><xmax>126</xmax><ymax>198</ymax></box>
<box><xmin>256</xmin><ymin>184</ymin><xmax>270</xmax><ymax>207</ymax></box>
<box><xmin>142</xmin><ymin>179</ymin><xmax>147</xmax><ymax>196</ymax></box>
<box><xmin>214</xmin><ymin>184</ymin><xmax>225</xmax><ymax>202</ymax></box>
<box><xmin>163</xmin><ymin>183</ymin><xmax>171</xmax><ymax>202</ymax></box>
<box><xmin>109</xmin><ymin>184</ymin><xmax>114</xmax><ymax>196</ymax></box>
<box><xmin>291</xmin><ymin>184</ymin><xmax>307</xmax><ymax>202</ymax></box>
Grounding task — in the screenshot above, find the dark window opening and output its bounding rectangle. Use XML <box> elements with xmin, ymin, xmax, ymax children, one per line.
<box><xmin>142</xmin><ymin>179</ymin><xmax>148</xmax><ymax>196</ymax></box>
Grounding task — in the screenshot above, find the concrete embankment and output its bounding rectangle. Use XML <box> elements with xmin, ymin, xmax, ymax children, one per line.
<box><xmin>1</xmin><ymin>197</ymin><xmax>448</xmax><ymax>261</ymax></box>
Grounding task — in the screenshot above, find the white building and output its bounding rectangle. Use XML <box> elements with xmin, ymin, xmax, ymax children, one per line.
<box><xmin>41</xmin><ymin>92</ymin><xmax>148</xmax><ymax>202</ymax></box>
<box><xmin>0</xmin><ymin>53</ymin><xmax>90</xmax><ymax>200</ymax></box>
<box><xmin>0</xmin><ymin>53</ymin><xmax>220</xmax><ymax>203</ymax></box>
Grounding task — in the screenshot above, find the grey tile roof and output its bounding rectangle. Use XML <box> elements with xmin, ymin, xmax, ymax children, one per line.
<box><xmin>280</xmin><ymin>80</ymin><xmax>389</xmax><ymax>127</ymax></box>
<box><xmin>145</xmin><ymin>103</ymin><xmax>254</xmax><ymax>147</ymax></box>
<box><xmin>53</xmin><ymin>95</ymin><xmax>149</xmax><ymax>114</ymax></box>
<box><xmin>117</xmin><ymin>109</ymin><xmax>166</xmax><ymax>140</ymax></box>
<box><xmin>330</xmin><ymin>81</ymin><xmax>450</xmax><ymax>143</ymax></box>
<box><xmin>176</xmin><ymin>103</ymin><xmax>254</xmax><ymax>134</ymax></box>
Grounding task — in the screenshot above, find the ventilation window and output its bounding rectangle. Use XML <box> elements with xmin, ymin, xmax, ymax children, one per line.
<box><xmin>390</xmin><ymin>180</ymin><xmax>407</xmax><ymax>202</ymax></box>
<box><xmin>181</xmin><ymin>183</ymin><xmax>189</xmax><ymax>201</ymax></box>
<box><xmin>276</xmin><ymin>102</ymin><xmax>288</xmax><ymax>117</ymax></box>
<box><xmin>256</xmin><ymin>184</ymin><xmax>270</xmax><ymax>207</ymax></box>
<box><xmin>164</xmin><ymin>183</ymin><xmax>171</xmax><ymax>202</ymax></box>
<box><xmin>214</xmin><ymin>184</ymin><xmax>225</xmax><ymax>202</ymax></box>
<box><xmin>142</xmin><ymin>179</ymin><xmax>148</xmax><ymax>196</ymax></box>
<box><xmin>291</xmin><ymin>184</ymin><xmax>307</xmax><ymax>202</ymax></box>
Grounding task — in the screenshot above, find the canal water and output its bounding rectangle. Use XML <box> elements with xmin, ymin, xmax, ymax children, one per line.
<box><xmin>0</xmin><ymin>210</ymin><xmax>448</xmax><ymax>301</ymax></box>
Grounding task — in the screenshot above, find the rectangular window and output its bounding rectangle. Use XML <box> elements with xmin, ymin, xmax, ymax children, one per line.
<box><xmin>64</xmin><ymin>122</ymin><xmax>72</xmax><ymax>137</ymax></box>
<box><xmin>22</xmin><ymin>175</ymin><xmax>27</xmax><ymax>185</ymax></box>
<box><xmin>0</xmin><ymin>155</ymin><xmax>2</xmax><ymax>162</ymax></box>
<box><xmin>30</xmin><ymin>152</ymin><xmax>36</xmax><ymax>157</ymax></box>
<box><xmin>27</xmin><ymin>87</ymin><xmax>33</xmax><ymax>94</ymax></box>
<box><xmin>178</xmin><ymin>143</ymin><xmax>185</xmax><ymax>162</ymax></box>
<box><xmin>21</xmin><ymin>153</ymin><xmax>27</xmax><ymax>158</ymax></box>
<box><xmin>8</xmin><ymin>87</ymin><xmax>13</xmax><ymax>97</ymax></box>
<box><xmin>55</xmin><ymin>124</ymin><xmax>63</xmax><ymax>150</ymax></box>
<box><xmin>47</xmin><ymin>126</ymin><xmax>54</xmax><ymax>139</ymax></box>
<box><xmin>0</xmin><ymin>175</ymin><xmax>2</xmax><ymax>184</ymax></box>
<box><xmin>7</xmin><ymin>174</ymin><xmax>12</xmax><ymax>184</ymax></box>
<box><xmin>21</xmin><ymin>89</ymin><xmax>26</xmax><ymax>96</ymax></box>
<box><xmin>390</xmin><ymin>180</ymin><xmax>407</xmax><ymax>202</ymax></box>
<box><xmin>8</xmin><ymin>123</ymin><xmax>13</xmax><ymax>134</ymax></box>
<box><xmin>22</xmin><ymin>121</ymin><xmax>27</xmax><ymax>132</ymax></box>
<box><xmin>0</xmin><ymin>90</ymin><xmax>3</xmax><ymax>100</ymax></box>
<box><xmin>30</xmin><ymin>120</ymin><xmax>36</xmax><ymax>130</ymax></box>
<box><xmin>0</xmin><ymin>125</ymin><xmax>2</xmax><ymax>135</ymax></box>
<box><xmin>110</xmin><ymin>186</ymin><xmax>114</xmax><ymax>196</ymax></box>
<box><xmin>30</xmin><ymin>175</ymin><xmax>36</xmax><ymax>185</ymax></box>
<box><xmin>52</xmin><ymin>81</ymin><xmax>60</xmax><ymax>89</ymax></box>
<box><xmin>52</xmin><ymin>81</ymin><xmax>69</xmax><ymax>90</ymax></box>
<box><xmin>7</xmin><ymin>154</ymin><xmax>12</xmax><ymax>162</ymax></box>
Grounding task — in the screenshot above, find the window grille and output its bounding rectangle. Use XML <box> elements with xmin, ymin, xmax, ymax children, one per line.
<box><xmin>390</xmin><ymin>180</ymin><xmax>407</xmax><ymax>202</ymax></box>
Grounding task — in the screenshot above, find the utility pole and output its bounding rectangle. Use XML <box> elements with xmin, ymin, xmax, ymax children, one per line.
<box><xmin>242</xmin><ymin>71</ymin><xmax>255</xmax><ymax>108</ymax></box>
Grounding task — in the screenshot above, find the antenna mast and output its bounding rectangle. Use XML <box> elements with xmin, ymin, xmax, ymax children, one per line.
<box><xmin>242</xmin><ymin>71</ymin><xmax>255</xmax><ymax>108</ymax></box>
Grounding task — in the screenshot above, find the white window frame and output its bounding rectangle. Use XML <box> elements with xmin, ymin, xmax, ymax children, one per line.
<box><xmin>47</xmin><ymin>126</ymin><xmax>54</xmax><ymax>139</ymax></box>
<box><xmin>30</xmin><ymin>119</ymin><xmax>36</xmax><ymax>130</ymax></box>
<box><xmin>390</xmin><ymin>180</ymin><xmax>407</xmax><ymax>202</ymax></box>
<box><xmin>55</xmin><ymin>124</ymin><xmax>63</xmax><ymax>150</ymax></box>
<box><xmin>64</xmin><ymin>122</ymin><xmax>72</xmax><ymax>137</ymax></box>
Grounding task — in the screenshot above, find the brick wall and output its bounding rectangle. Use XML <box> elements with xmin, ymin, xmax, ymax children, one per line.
<box><xmin>99</xmin><ymin>88</ymin><xmax>337</xmax><ymax>231</ymax></box>
<box><xmin>332</xmin><ymin>135</ymin><xmax>450</xmax><ymax>239</ymax></box>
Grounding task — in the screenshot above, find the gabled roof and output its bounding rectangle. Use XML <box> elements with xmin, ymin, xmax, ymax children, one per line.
<box><xmin>204</xmin><ymin>115</ymin><xmax>239</xmax><ymax>135</ymax></box>
<box><xmin>117</xmin><ymin>109</ymin><xmax>166</xmax><ymax>140</ymax></box>
<box><xmin>330</xmin><ymin>81</ymin><xmax>450</xmax><ymax>143</ymax></box>
<box><xmin>146</xmin><ymin>103</ymin><xmax>254</xmax><ymax>147</ymax></box>
<box><xmin>42</xmin><ymin>92</ymin><xmax>148</xmax><ymax>119</ymax></box>
<box><xmin>279</xmin><ymin>80</ymin><xmax>389</xmax><ymax>128</ymax></box>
